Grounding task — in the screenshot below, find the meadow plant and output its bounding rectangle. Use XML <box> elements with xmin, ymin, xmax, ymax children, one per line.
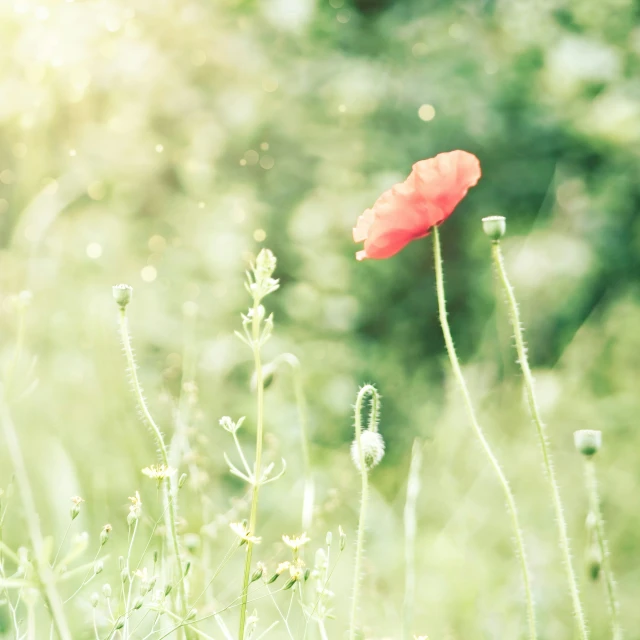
<box><xmin>349</xmin><ymin>384</ymin><xmax>384</xmax><ymax>640</ymax></box>
<box><xmin>574</xmin><ymin>430</ymin><xmax>622</xmax><ymax>640</ymax></box>
<box><xmin>486</xmin><ymin>216</ymin><xmax>588</xmax><ymax>639</ymax></box>
<box><xmin>354</xmin><ymin>151</ymin><xmax>537</xmax><ymax>640</ymax></box>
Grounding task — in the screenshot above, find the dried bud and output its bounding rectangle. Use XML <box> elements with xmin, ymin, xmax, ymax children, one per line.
<box><xmin>481</xmin><ymin>216</ymin><xmax>506</xmax><ymax>241</ymax></box>
<box><xmin>350</xmin><ymin>430</ymin><xmax>385</xmax><ymax>472</ymax></box>
<box><xmin>112</xmin><ymin>284</ymin><xmax>133</xmax><ymax>309</ymax></box>
<box><xmin>574</xmin><ymin>430</ymin><xmax>602</xmax><ymax>457</ymax></box>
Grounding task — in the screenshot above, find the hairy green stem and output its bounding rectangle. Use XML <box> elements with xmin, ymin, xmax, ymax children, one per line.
<box><xmin>117</xmin><ymin>309</ymin><xmax>192</xmax><ymax>639</ymax></box>
<box><xmin>433</xmin><ymin>228</ymin><xmax>537</xmax><ymax>640</ymax></box>
<box><xmin>349</xmin><ymin>384</ymin><xmax>379</xmax><ymax>640</ymax></box>
<box><xmin>584</xmin><ymin>459</ymin><xmax>621</xmax><ymax>639</ymax></box>
<box><xmin>238</xmin><ymin>299</ymin><xmax>265</xmax><ymax>640</ymax></box>
<box><xmin>491</xmin><ymin>239</ymin><xmax>586</xmax><ymax>639</ymax></box>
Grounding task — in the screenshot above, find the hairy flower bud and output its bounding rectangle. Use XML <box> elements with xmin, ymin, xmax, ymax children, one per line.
<box><xmin>112</xmin><ymin>284</ymin><xmax>133</xmax><ymax>309</ymax></box>
<box><xmin>574</xmin><ymin>430</ymin><xmax>602</xmax><ymax>457</ymax></box>
<box><xmin>481</xmin><ymin>215</ymin><xmax>506</xmax><ymax>241</ymax></box>
<box><xmin>350</xmin><ymin>430</ymin><xmax>385</xmax><ymax>471</ymax></box>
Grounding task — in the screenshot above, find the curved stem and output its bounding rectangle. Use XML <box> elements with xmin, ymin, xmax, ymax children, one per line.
<box><xmin>491</xmin><ymin>240</ymin><xmax>587</xmax><ymax>639</ymax></box>
<box><xmin>433</xmin><ymin>228</ymin><xmax>537</xmax><ymax>640</ymax></box>
<box><xmin>349</xmin><ymin>384</ymin><xmax>379</xmax><ymax>640</ymax></box>
<box><xmin>238</xmin><ymin>300</ymin><xmax>265</xmax><ymax>640</ymax></box>
<box><xmin>117</xmin><ymin>309</ymin><xmax>192</xmax><ymax>639</ymax></box>
<box><xmin>584</xmin><ymin>459</ymin><xmax>621</xmax><ymax>640</ymax></box>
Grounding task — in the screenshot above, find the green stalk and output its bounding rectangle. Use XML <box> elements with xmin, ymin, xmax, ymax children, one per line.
<box><xmin>117</xmin><ymin>309</ymin><xmax>192</xmax><ymax>639</ymax></box>
<box><xmin>584</xmin><ymin>459</ymin><xmax>621</xmax><ymax>639</ymax></box>
<box><xmin>433</xmin><ymin>227</ymin><xmax>537</xmax><ymax>640</ymax></box>
<box><xmin>490</xmin><ymin>239</ymin><xmax>587</xmax><ymax>639</ymax></box>
<box><xmin>349</xmin><ymin>384</ymin><xmax>379</xmax><ymax>640</ymax></box>
<box><xmin>238</xmin><ymin>298</ymin><xmax>265</xmax><ymax>640</ymax></box>
<box><xmin>1</xmin><ymin>305</ymin><xmax>72</xmax><ymax>640</ymax></box>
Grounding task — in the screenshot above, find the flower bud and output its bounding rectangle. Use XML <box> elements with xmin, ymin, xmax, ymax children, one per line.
<box><xmin>339</xmin><ymin>526</ymin><xmax>346</xmax><ymax>551</ymax></box>
<box><xmin>587</xmin><ymin>546</ymin><xmax>602</xmax><ymax>581</ymax></box>
<box><xmin>94</xmin><ymin>560</ymin><xmax>103</xmax><ymax>575</ymax></box>
<box><xmin>350</xmin><ymin>430</ymin><xmax>385</xmax><ymax>472</ymax></box>
<box><xmin>251</xmin><ymin>362</ymin><xmax>276</xmax><ymax>392</ymax></box>
<box><xmin>90</xmin><ymin>592</ymin><xmax>99</xmax><ymax>608</ymax></box>
<box><xmin>102</xmin><ymin>584</ymin><xmax>112</xmax><ymax>598</ymax></box>
<box><xmin>325</xmin><ymin>532</ymin><xmax>332</xmax><ymax>547</ymax></box>
<box><xmin>283</xmin><ymin>577</ymin><xmax>296</xmax><ymax>590</ymax></box>
<box><xmin>127</xmin><ymin>510</ymin><xmax>138</xmax><ymax>527</ymax></box>
<box><xmin>115</xmin><ymin>617</ymin><xmax>125</xmax><ymax>630</ymax></box>
<box><xmin>266</xmin><ymin>572</ymin><xmax>279</xmax><ymax>584</ymax></box>
<box><xmin>121</xmin><ymin>569</ymin><xmax>129</xmax><ymax>584</ymax></box>
<box><xmin>481</xmin><ymin>216</ymin><xmax>506</xmax><ymax>241</ymax></box>
<box><xmin>164</xmin><ymin>584</ymin><xmax>172</xmax><ymax>597</ymax></box>
<box><xmin>100</xmin><ymin>524</ymin><xmax>112</xmax><ymax>546</ymax></box>
<box><xmin>179</xmin><ymin>473</ymin><xmax>188</xmax><ymax>489</ymax></box>
<box><xmin>112</xmin><ymin>284</ymin><xmax>133</xmax><ymax>309</ymax></box>
<box><xmin>574</xmin><ymin>430</ymin><xmax>602</xmax><ymax>457</ymax></box>
<box><xmin>133</xmin><ymin>597</ymin><xmax>144</xmax><ymax>610</ymax></box>
<box><xmin>250</xmin><ymin>567</ymin><xmax>264</xmax><ymax>584</ymax></box>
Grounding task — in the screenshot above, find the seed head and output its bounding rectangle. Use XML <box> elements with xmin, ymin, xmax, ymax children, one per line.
<box><xmin>574</xmin><ymin>430</ymin><xmax>602</xmax><ymax>457</ymax></box>
<box><xmin>481</xmin><ymin>215</ymin><xmax>506</xmax><ymax>241</ymax></box>
<box><xmin>112</xmin><ymin>284</ymin><xmax>133</xmax><ymax>309</ymax></box>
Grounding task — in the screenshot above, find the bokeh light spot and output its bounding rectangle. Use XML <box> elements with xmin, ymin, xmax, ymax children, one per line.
<box><xmin>418</xmin><ymin>104</ymin><xmax>436</xmax><ymax>121</ymax></box>
<box><xmin>141</xmin><ymin>265</ymin><xmax>157</xmax><ymax>282</ymax></box>
<box><xmin>86</xmin><ymin>242</ymin><xmax>102</xmax><ymax>259</ymax></box>
<box><xmin>253</xmin><ymin>229</ymin><xmax>267</xmax><ymax>242</ymax></box>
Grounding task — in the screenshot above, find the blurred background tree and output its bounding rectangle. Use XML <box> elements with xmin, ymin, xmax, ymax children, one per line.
<box><xmin>0</xmin><ymin>0</ymin><xmax>639</xmax><ymax>637</ymax></box>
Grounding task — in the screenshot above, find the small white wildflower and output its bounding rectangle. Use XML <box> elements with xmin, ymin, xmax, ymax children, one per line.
<box><xmin>229</xmin><ymin>522</ymin><xmax>261</xmax><ymax>545</ymax></box>
<box><xmin>282</xmin><ymin>533</ymin><xmax>311</xmax><ymax>552</ymax></box>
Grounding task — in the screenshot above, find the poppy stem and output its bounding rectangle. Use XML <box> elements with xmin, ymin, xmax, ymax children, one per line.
<box><xmin>349</xmin><ymin>384</ymin><xmax>380</xmax><ymax>640</ymax></box>
<box><xmin>432</xmin><ymin>227</ymin><xmax>537</xmax><ymax>640</ymax></box>
<box><xmin>117</xmin><ymin>307</ymin><xmax>193</xmax><ymax>640</ymax></box>
<box><xmin>490</xmin><ymin>239</ymin><xmax>588</xmax><ymax>640</ymax></box>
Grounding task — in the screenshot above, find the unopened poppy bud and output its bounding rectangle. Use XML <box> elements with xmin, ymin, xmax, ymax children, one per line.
<box><xmin>481</xmin><ymin>216</ymin><xmax>506</xmax><ymax>241</ymax></box>
<box><xmin>94</xmin><ymin>560</ymin><xmax>103</xmax><ymax>575</ymax></box>
<box><xmin>574</xmin><ymin>430</ymin><xmax>602</xmax><ymax>457</ymax></box>
<box><xmin>100</xmin><ymin>524</ymin><xmax>112</xmax><ymax>546</ymax></box>
<box><xmin>350</xmin><ymin>430</ymin><xmax>385</xmax><ymax>472</ymax></box>
<box><xmin>102</xmin><ymin>584</ymin><xmax>112</xmax><ymax>598</ymax></box>
<box><xmin>179</xmin><ymin>473</ymin><xmax>187</xmax><ymax>489</ymax></box>
<box><xmin>90</xmin><ymin>592</ymin><xmax>99</xmax><ymax>608</ymax></box>
<box><xmin>112</xmin><ymin>284</ymin><xmax>133</xmax><ymax>309</ymax></box>
<box><xmin>587</xmin><ymin>546</ymin><xmax>602</xmax><ymax>581</ymax></box>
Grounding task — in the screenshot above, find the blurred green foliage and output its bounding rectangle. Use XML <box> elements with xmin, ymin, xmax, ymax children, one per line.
<box><xmin>1</xmin><ymin>0</ymin><xmax>639</xmax><ymax>637</ymax></box>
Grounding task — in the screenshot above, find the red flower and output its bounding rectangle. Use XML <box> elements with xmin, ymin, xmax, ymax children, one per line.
<box><xmin>353</xmin><ymin>150</ymin><xmax>481</xmax><ymax>261</ymax></box>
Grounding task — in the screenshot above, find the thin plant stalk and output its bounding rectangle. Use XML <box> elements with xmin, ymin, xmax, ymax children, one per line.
<box><xmin>432</xmin><ymin>227</ymin><xmax>537</xmax><ymax>640</ymax></box>
<box><xmin>491</xmin><ymin>239</ymin><xmax>587</xmax><ymax>640</ymax></box>
<box><xmin>117</xmin><ymin>308</ymin><xmax>192</xmax><ymax>639</ymax></box>
<box><xmin>238</xmin><ymin>297</ymin><xmax>266</xmax><ymax>639</ymax></box>
<box><xmin>402</xmin><ymin>438</ymin><xmax>422</xmax><ymax>639</ymax></box>
<box><xmin>272</xmin><ymin>353</ymin><xmax>314</xmax><ymax>529</ymax></box>
<box><xmin>349</xmin><ymin>384</ymin><xmax>380</xmax><ymax>640</ymax></box>
<box><xmin>583</xmin><ymin>458</ymin><xmax>621</xmax><ymax>639</ymax></box>
<box><xmin>0</xmin><ymin>305</ymin><xmax>72</xmax><ymax>640</ymax></box>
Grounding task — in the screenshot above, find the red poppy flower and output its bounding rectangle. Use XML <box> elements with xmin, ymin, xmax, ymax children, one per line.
<box><xmin>353</xmin><ymin>150</ymin><xmax>481</xmax><ymax>260</ymax></box>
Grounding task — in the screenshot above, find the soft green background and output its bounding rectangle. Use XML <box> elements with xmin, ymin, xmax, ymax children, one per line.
<box><xmin>1</xmin><ymin>0</ymin><xmax>639</xmax><ymax>637</ymax></box>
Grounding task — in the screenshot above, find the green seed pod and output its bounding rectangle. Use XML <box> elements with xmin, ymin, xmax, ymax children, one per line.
<box><xmin>574</xmin><ymin>430</ymin><xmax>602</xmax><ymax>457</ymax></box>
<box><xmin>112</xmin><ymin>284</ymin><xmax>133</xmax><ymax>309</ymax></box>
<box><xmin>481</xmin><ymin>215</ymin><xmax>506</xmax><ymax>241</ymax></box>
